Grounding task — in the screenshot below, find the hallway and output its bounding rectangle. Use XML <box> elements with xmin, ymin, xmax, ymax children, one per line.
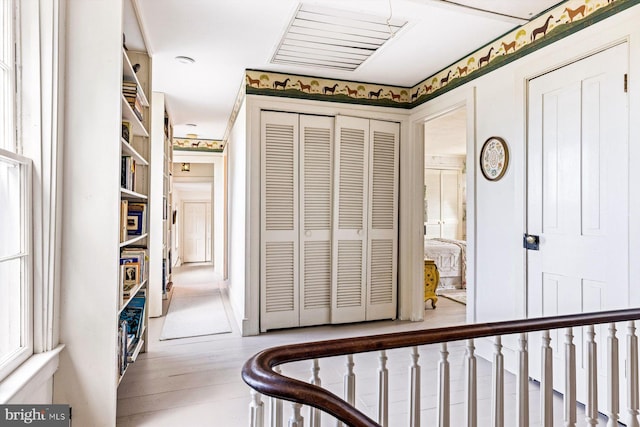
<box><xmin>116</xmin><ymin>263</ymin><xmax>467</xmax><ymax>426</ymax></box>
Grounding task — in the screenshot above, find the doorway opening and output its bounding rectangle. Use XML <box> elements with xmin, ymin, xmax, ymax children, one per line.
<box><xmin>423</xmin><ymin>106</ymin><xmax>468</xmax><ymax>306</ymax></box>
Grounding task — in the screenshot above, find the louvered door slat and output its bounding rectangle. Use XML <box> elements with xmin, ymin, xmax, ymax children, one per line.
<box><xmin>261</xmin><ymin>111</ymin><xmax>299</xmax><ymax>331</ymax></box>
<box><xmin>369</xmin><ymin>240</ymin><xmax>393</xmax><ymax>304</ymax></box>
<box><xmin>300</xmin><ymin>115</ymin><xmax>333</xmax><ymax>326</ymax></box>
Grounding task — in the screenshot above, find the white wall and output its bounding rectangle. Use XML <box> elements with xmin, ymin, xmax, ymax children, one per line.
<box><xmin>213</xmin><ymin>156</ymin><xmax>225</xmax><ymax>276</ymax></box>
<box><xmin>411</xmin><ymin>4</ymin><xmax>640</xmax><ymax>329</ymax></box>
<box><xmin>55</xmin><ymin>0</ymin><xmax>123</xmax><ymax>424</ymax></box>
<box><xmin>228</xmin><ymin>100</ymin><xmax>248</xmax><ymax>333</ymax></box>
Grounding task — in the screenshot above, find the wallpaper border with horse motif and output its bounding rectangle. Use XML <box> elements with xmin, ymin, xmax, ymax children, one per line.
<box><xmin>245</xmin><ymin>0</ymin><xmax>637</xmax><ymax>109</ymax></box>
<box><xmin>173</xmin><ymin>137</ymin><xmax>224</xmax><ymax>152</ymax></box>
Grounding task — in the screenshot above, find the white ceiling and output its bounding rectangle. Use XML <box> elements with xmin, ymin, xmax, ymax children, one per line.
<box><xmin>128</xmin><ymin>0</ymin><xmax>561</xmax><ymax>140</ymax></box>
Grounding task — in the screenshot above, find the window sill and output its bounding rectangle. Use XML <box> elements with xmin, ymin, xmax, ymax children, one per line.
<box><xmin>0</xmin><ymin>344</ymin><xmax>65</xmax><ymax>403</ymax></box>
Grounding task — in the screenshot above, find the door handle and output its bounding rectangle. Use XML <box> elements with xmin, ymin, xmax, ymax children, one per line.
<box><xmin>523</xmin><ymin>234</ymin><xmax>540</xmax><ymax>250</ymax></box>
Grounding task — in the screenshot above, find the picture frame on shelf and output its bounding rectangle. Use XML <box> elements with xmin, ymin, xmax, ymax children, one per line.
<box><xmin>123</xmin><ymin>263</ymin><xmax>139</xmax><ymax>287</ymax></box>
<box><xmin>122</xmin><ymin>121</ymin><xmax>132</xmax><ymax>143</ymax></box>
<box><xmin>127</xmin><ymin>211</ymin><xmax>144</xmax><ymax>235</ymax></box>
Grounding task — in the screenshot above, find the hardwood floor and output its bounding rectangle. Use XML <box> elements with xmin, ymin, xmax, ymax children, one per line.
<box><xmin>116</xmin><ymin>263</ymin><xmax>467</xmax><ymax>426</ymax></box>
<box><xmin>116</xmin><ymin>264</ymin><xmax>595</xmax><ymax>426</ymax></box>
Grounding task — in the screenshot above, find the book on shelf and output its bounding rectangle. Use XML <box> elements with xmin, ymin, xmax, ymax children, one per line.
<box><xmin>122</xmin><ymin>261</ymin><xmax>140</xmax><ymax>288</ymax></box>
<box><xmin>117</xmin><ymin>291</ymin><xmax>145</xmax><ymax>373</ymax></box>
<box><xmin>127</xmin><ymin>202</ymin><xmax>147</xmax><ymax>237</ymax></box>
<box><xmin>118</xmin><ymin>319</ymin><xmax>128</xmax><ymax>375</ymax></box>
<box><xmin>122</xmin><ymin>80</ymin><xmax>144</xmax><ymax>122</ymax></box>
<box><xmin>120</xmin><ymin>247</ymin><xmax>148</xmax><ymax>287</ymax></box>
<box><xmin>121</xmin><ymin>121</ymin><xmax>132</xmax><ymax>143</ymax></box>
<box><xmin>119</xmin><ymin>292</ymin><xmax>146</xmax><ymax>354</ymax></box>
<box><xmin>121</xmin><ymin>156</ymin><xmax>136</xmax><ymax>191</ymax></box>
<box><xmin>120</xmin><ymin>200</ymin><xmax>129</xmax><ymax>242</ymax></box>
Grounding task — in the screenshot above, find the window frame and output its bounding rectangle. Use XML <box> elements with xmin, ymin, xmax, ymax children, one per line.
<box><xmin>0</xmin><ymin>0</ymin><xmax>63</xmax><ymax>388</ymax></box>
<box><xmin>0</xmin><ymin>148</ymin><xmax>33</xmax><ymax>382</ymax></box>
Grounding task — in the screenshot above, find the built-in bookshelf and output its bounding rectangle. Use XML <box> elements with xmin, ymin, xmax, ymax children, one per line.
<box><xmin>118</xmin><ymin>46</ymin><xmax>151</xmax><ymax>382</ymax></box>
<box><xmin>163</xmin><ymin>109</ymin><xmax>174</xmax><ymax>300</ymax></box>
<box><xmin>58</xmin><ymin>1</ymin><xmax>156</xmax><ymax>423</ymax></box>
<box><xmin>149</xmin><ymin>92</ymin><xmax>173</xmax><ymax>317</ymax></box>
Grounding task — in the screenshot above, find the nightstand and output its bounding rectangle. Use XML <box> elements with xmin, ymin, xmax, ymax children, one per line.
<box><xmin>424</xmin><ymin>259</ymin><xmax>439</xmax><ymax>309</ymax></box>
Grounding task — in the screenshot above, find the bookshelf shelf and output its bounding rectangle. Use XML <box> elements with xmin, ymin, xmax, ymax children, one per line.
<box><xmin>120</xmin><ymin>188</ymin><xmax>148</xmax><ymax>200</ymax></box>
<box><xmin>120</xmin><ymin>233</ymin><xmax>148</xmax><ymax>248</ymax></box>
<box><xmin>117</xmin><ymin>338</ymin><xmax>144</xmax><ymax>385</ymax></box>
<box><xmin>121</xmin><ymin>47</ymin><xmax>149</xmax><ymax>107</ymax></box>
<box><xmin>121</xmin><ymin>138</ymin><xmax>148</xmax><ymax>165</ymax></box>
<box><xmin>119</xmin><ymin>279</ymin><xmax>148</xmax><ymax>314</ymax></box>
<box><xmin>121</xmin><ymin>96</ymin><xmax>148</xmax><ymax>137</ymax></box>
<box><xmin>127</xmin><ymin>338</ymin><xmax>144</xmax><ymax>363</ymax></box>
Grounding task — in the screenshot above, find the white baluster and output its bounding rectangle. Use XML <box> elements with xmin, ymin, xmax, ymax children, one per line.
<box><xmin>409</xmin><ymin>346</ymin><xmax>421</xmax><ymax>427</ymax></box>
<box><xmin>541</xmin><ymin>330</ymin><xmax>553</xmax><ymax>427</ymax></box>
<box><xmin>250</xmin><ymin>389</ymin><xmax>265</xmax><ymax>427</ymax></box>
<box><xmin>564</xmin><ymin>328</ymin><xmax>576</xmax><ymax>427</ymax></box>
<box><xmin>309</xmin><ymin>359</ymin><xmax>321</xmax><ymax>427</ymax></box>
<box><xmin>492</xmin><ymin>336</ymin><xmax>504</xmax><ymax>427</ymax></box>
<box><xmin>289</xmin><ymin>402</ymin><xmax>304</xmax><ymax>427</ymax></box>
<box><xmin>337</xmin><ymin>355</ymin><xmax>356</xmax><ymax>427</ymax></box>
<box><xmin>627</xmin><ymin>321</ymin><xmax>640</xmax><ymax>427</ymax></box>
<box><xmin>438</xmin><ymin>343</ymin><xmax>450</xmax><ymax>427</ymax></box>
<box><xmin>345</xmin><ymin>355</ymin><xmax>356</xmax><ymax>405</ymax></box>
<box><xmin>270</xmin><ymin>366</ymin><xmax>283</xmax><ymax>427</ymax></box>
<box><xmin>586</xmin><ymin>325</ymin><xmax>598</xmax><ymax>426</ymax></box>
<box><xmin>606</xmin><ymin>323</ymin><xmax>619</xmax><ymax>427</ymax></box>
<box><xmin>516</xmin><ymin>333</ymin><xmax>529</xmax><ymax>427</ymax></box>
<box><xmin>378</xmin><ymin>350</ymin><xmax>389</xmax><ymax>427</ymax></box>
<box><xmin>465</xmin><ymin>339</ymin><xmax>477</xmax><ymax>427</ymax></box>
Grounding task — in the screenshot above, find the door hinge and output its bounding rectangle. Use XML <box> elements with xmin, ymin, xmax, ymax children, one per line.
<box><xmin>624</xmin><ymin>74</ymin><xmax>628</xmax><ymax>93</ymax></box>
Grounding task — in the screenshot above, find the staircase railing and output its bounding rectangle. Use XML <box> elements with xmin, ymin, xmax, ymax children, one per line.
<box><xmin>242</xmin><ymin>308</ymin><xmax>640</xmax><ymax>427</ymax></box>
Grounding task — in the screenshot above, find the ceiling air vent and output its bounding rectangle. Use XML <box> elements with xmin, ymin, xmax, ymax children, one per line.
<box><xmin>271</xmin><ymin>3</ymin><xmax>407</xmax><ymax>71</ymax></box>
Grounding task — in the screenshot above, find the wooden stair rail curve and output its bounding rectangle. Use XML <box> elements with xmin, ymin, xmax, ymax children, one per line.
<box><xmin>241</xmin><ymin>308</ymin><xmax>640</xmax><ymax>427</ymax></box>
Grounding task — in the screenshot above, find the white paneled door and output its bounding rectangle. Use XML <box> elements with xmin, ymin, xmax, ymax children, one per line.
<box><xmin>183</xmin><ymin>202</ymin><xmax>207</xmax><ymax>263</ymax></box>
<box><xmin>527</xmin><ymin>43</ymin><xmax>629</xmax><ymax>407</ymax></box>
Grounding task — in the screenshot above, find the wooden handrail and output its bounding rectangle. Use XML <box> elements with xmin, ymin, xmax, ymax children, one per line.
<box><xmin>242</xmin><ymin>308</ymin><xmax>640</xmax><ymax>426</ymax></box>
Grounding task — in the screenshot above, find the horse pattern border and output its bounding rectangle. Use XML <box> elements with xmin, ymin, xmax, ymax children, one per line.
<box><xmin>245</xmin><ymin>0</ymin><xmax>637</xmax><ymax>109</ymax></box>
<box><xmin>173</xmin><ymin>137</ymin><xmax>224</xmax><ymax>152</ymax></box>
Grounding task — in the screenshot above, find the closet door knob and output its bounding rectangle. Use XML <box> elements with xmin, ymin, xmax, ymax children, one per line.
<box><xmin>357</xmin><ymin>229</ymin><xmax>363</xmax><ymax>236</ymax></box>
<box><xmin>305</xmin><ymin>231</ymin><xmax>311</xmax><ymax>237</ymax></box>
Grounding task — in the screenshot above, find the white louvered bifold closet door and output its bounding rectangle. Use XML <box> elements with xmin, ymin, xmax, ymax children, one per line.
<box><xmin>260</xmin><ymin>111</ymin><xmax>300</xmax><ymax>332</ymax></box>
<box><xmin>299</xmin><ymin>115</ymin><xmax>334</xmax><ymax>326</ymax></box>
<box><xmin>331</xmin><ymin>116</ymin><xmax>370</xmax><ymax>324</ymax></box>
<box><xmin>366</xmin><ymin>120</ymin><xmax>399</xmax><ymax>320</ymax></box>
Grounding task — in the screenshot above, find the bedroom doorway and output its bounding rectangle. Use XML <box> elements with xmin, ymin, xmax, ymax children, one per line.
<box><xmin>424</xmin><ymin>106</ymin><xmax>467</xmax><ymax>304</ymax></box>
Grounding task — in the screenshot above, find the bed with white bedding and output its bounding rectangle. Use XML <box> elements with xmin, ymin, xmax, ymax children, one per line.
<box><xmin>424</xmin><ymin>238</ymin><xmax>466</xmax><ymax>289</ymax></box>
